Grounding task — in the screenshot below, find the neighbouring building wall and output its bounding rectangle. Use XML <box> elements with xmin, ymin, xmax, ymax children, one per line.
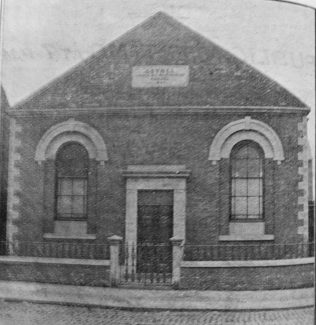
<box><xmin>0</xmin><ymin>87</ymin><xmax>9</xmax><ymax>243</ymax></box>
<box><xmin>6</xmin><ymin>110</ymin><xmax>307</xmax><ymax>245</ymax></box>
<box><xmin>306</xmin><ymin>140</ymin><xmax>314</xmax><ymax>243</ymax></box>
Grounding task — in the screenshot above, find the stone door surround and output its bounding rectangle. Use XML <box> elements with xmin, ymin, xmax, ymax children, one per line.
<box><xmin>122</xmin><ymin>165</ymin><xmax>190</xmax><ymax>245</ymax></box>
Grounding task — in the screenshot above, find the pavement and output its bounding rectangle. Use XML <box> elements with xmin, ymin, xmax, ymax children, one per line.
<box><xmin>0</xmin><ymin>281</ymin><xmax>313</xmax><ymax>310</ymax></box>
<box><xmin>0</xmin><ymin>301</ymin><xmax>313</xmax><ymax>325</ymax></box>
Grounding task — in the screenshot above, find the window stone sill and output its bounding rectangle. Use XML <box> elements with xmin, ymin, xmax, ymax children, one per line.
<box><xmin>219</xmin><ymin>234</ymin><xmax>274</xmax><ymax>241</ymax></box>
<box><xmin>43</xmin><ymin>233</ymin><xmax>96</xmax><ymax>240</ymax></box>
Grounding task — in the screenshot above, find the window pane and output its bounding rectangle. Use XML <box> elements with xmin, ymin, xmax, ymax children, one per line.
<box><xmin>231</xmin><ymin>197</ymin><xmax>236</xmax><ymax>214</ymax></box>
<box><xmin>232</xmin><ymin>160</ymin><xmax>247</xmax><ymax>177</ymax></box>
<box><xmin>259</xmin><ymin>197</ymin><xmax>263</xmax><ymax>214</ymax></box>
<box><xmin>73</xmin><ymin>179</ymin><xmax>86</xmax><ymax>195</ymax></box>
<box><xmin>233</xmin><ymin>214</ymin><xmax>247</xmax><ymax>220</ymax></box>
<box><xmin>248</xmin><ymin>159</ymin><xmax>261</xmax><ymax>177</ymax></box>
<box><xmin>59</xmin><ymin>179</ymin><xmax>72</xmax><ymax>195</ymax></box>
<box><xmin>232</xmin><ymin>179</ymin><xmax>247</xmax><ymax>196</ymax></box>
<box><xmin>248</xmin><ymin>197</ymin><xmax>260</xmax><ymax>215</ymax></box>
<box><xmin>57</xmin><ymin>196</ymin><xmax>72</xmax><ymax>214</ymax></box>
<box><xmin>248</xmin><ymin>214</ymin><xmax>261</xmax><ymax>219</ymax></box>
<box><xmin>73</xmin><ymin>196</ymin><xmax>85</xmax><ymax>214</ymax></box>
<box><xmin>234</xmin><ymin>146</ymin><xmax>249</xmax><ymax>159</ymax></box>
<box><xmin>235</xmin><ymin>197</ymin><xmax>247</xmax><ymax>215</ymax></box>
<box><xmin>247</xmin><ymin>146</ymin><xmax>260</xmax><ymax>159</ymax></box>
<box><xmin>248</xmin><ymin>179</ymin><xmax>262</xmax><ymax>196</ymax></box>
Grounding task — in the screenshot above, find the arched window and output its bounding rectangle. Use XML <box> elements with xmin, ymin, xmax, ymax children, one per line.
<box><xmin>230</xmin><ymin>141</ymin><xmax>264</xmax><ymax>220</ymax></box>
<box><xmin>55</xmin><ymin>143</ymin><xmax>89</xmax><ymax>220</ymax></box>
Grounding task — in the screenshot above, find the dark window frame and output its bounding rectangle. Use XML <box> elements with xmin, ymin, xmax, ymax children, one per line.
<box><xmin>229</xmin><ymin>140</ymin><xmax>265</xmax><ymax>222</ymax></box>
<box><xmin>54</xmin><ymin>142</ymin><xmax>89</xmax><ymax>221</ymax></box>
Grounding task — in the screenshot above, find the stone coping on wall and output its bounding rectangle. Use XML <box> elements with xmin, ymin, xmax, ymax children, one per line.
<box><xmin>218</xmin><ymin>234</ymin><xmax>274</xmax><ymax>241</ymax></box>
<box><xmin>0</xmin><ymin>256</ymin><xmax>110</xmax><ymax>266</ymax></box>
<box><xmin>43</xmin><ymin>233</ymin><xmax>97</xmax><ymax>240</ymax></box>
<box><xmin>181</xmin><ymin>257</ymin><xmax>314</xmax><ymax>268</ymax></box>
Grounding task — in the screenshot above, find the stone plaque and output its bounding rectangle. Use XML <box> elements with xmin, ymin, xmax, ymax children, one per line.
<box><xmin>132</xmin><ymin>65</ymin><xmax>189</xmax><ymax>88</ymax></box>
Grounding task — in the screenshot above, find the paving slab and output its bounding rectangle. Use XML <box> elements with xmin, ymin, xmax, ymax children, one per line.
<box><xmin>0</xmin><ymin>301</ymin><xmax>314</xmax><ymax>325</ymax></box>
<box><xmin>0</xmin><ymin>281</ymin><xmax>313</xmax><ymax>310</ymax></box>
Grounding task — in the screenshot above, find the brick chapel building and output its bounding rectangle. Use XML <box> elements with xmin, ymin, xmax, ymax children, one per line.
<box><xmin>5</xmin><ymin>12</ymin><xmax>312</xmax><ymax>273</ymax></box>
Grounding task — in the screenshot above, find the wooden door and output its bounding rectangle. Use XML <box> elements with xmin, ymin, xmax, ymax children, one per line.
<box><xmin>137</xmin><ymin>191</ymin><xmax>173</xmax><ymax>273</ymax></box>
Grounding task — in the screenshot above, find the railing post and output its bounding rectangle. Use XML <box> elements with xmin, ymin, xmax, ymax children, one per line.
<box><xmin>108</xmin><ymin>235</ymin><xmax>123</xmax><ymax>287</ymax></box>
<box><xmin>170</xmin><ymin>237</ymin><xmax>184</xmax><ymax>289</ymax></box>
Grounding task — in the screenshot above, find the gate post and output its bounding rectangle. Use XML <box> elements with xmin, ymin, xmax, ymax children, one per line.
<box><xmin>170</xmin><ymin>237</ymin><xmax>184</xmax><ymax>289</ymax></box>
<box><xmin>108</xmin><ymin>235</ymin><xmax>122</xmax><ymax>287</ymax></box>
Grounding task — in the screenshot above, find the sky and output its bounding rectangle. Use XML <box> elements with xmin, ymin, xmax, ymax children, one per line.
<box><xmin>1</xmin><ymin>0</ymin><xmax>315</xmax><ymax>158</ymax></box>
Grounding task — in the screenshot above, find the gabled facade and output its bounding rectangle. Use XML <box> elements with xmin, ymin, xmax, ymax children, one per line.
<box><xmin>5</xmin><ymin>12</ymin><xmax>311</xmax><ymax>282</ymax></box>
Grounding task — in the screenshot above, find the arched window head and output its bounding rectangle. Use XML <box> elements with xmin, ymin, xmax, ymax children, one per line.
<box><xmin>35</xmin><ymin>119</ymin><xmax>108</xmax><ymax>164</ymax></box>
<box><xmin>208</xmin><ymin>117</ymin><xmax>284</xmax><ymax>164</ymax></box>
<box><xmin>230</xmin><ymin>140</ymin><xmax>264</xmax><ymax>220</ymax></box>
<box><xmin>55</xmin><ymin>142</ymin><xmax>89</xmax><ymax>220</ymax></box>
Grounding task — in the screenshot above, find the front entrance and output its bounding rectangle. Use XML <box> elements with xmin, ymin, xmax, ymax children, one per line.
<box><xmin>122</xmin><ymin>167</ymin><xmax>189</xmax><ymax>286</ymax></box>
<box><xmin>137</xmin><ymin>190</ymin><xmax>173</xmax><ymax>274</ymax></box>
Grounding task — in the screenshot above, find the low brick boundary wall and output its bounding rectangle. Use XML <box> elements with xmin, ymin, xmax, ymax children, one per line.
<box><xmin>180</xmin><ymin>258</ymin><xmax>314</xmax><ymax>290</ymax></box>
<box><xmin>0</xmin><ymin>256</ymin><xmax>110</xmax><ymax>287</ymax></box>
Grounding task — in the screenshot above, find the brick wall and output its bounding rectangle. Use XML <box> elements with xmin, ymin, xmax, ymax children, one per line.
<box><xmin>0</xmin><ymin>261</ymin><xmax>110</xmax><ymax>286</ymax></box>
<box><xmin>180</xmin><ymin>263</ymin><xmax>314</xmax><ymax>290</ymax></box>
<box><xmin>10</xmin><ymin>111</ymin><xmax>304</xmax><ymax>245</ymax></box>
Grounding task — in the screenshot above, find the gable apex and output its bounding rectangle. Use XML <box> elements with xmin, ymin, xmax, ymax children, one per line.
<box><xmin>15</xmin><ymin>12</ymin><xmax>307</xmax><ymax>111</ymax></box>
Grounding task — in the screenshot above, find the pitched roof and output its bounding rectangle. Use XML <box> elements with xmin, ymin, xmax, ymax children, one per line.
<box><xmin>15</xmin><ymin>11</ymin><xmax>306</xmax><ymax>110</ymax></box>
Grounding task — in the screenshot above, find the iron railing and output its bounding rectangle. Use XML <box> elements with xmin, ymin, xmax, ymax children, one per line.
<box><xmin>184</xmin><ymin>242</ymin><xmax>315</xmax><ymax>261</ymax></box>
<box><xmin>0</xmin><ymin>240</ymin><xmax>110</xmax><ymax>260</ymax></box>
<box><xmin>1</xmin><ymin>240</ymin><xmax>313</xmax><ymax>262</ymax></box>
<box><xmin>119</xmin><ymin>243</ymin><xmax>172</xmax><ymax>285</ymax></box>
